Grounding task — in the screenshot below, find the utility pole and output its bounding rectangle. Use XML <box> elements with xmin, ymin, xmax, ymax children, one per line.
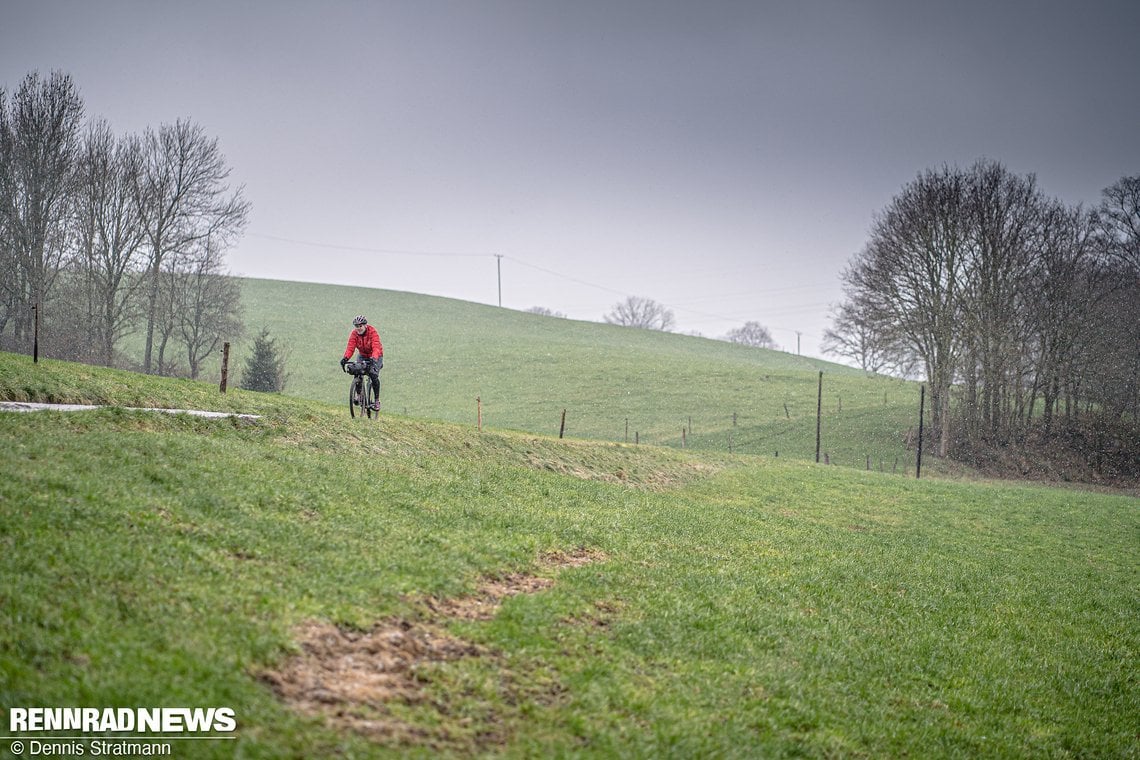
<box><xmin>796</xmin><ymin>331</ymin><xmax>802</xmax><ymax>355</ymax></box>
<box><xmin>495</xmin><ymin>254</ymin><xmax>503</xmax><ymax>307</ymax></box>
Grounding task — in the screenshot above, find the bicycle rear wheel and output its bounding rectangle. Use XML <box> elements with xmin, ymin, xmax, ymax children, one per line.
<box><xmin>365</xmin><ymin>377</ymin><xmax>378</xmax><ymax>419</ymax></box>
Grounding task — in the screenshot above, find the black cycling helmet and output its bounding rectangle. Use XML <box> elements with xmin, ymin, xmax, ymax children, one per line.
<box><xmin>352</xmin><ymin>315</ymin><xmax>367</xmax><ymax>326</ymax></box>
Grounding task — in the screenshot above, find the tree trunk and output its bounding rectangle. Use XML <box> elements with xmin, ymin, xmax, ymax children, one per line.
<box><xmin>143</xmin><ymin>264</ymin><xmax>160</xmax><ymax>373</ymax></box>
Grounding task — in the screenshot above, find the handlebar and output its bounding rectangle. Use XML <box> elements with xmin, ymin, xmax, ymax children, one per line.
<box><xmin>343</xmin><ymin>359</ymin><xmax>379</xmax><ymax>375</ymax></box>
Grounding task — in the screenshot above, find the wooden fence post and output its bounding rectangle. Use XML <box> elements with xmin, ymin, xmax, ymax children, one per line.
<box><xmin>559</xmin><ymin>409</ymin><xmax>566</xmax><ymax>439</ymax></box>
<box><xmin>32</xmin><ymin>304</ymin><xmax>40</xmax><ymax>364</ymax></box>
<box><xmin>219</xmin><ymin>342</ymin><xmax>230</xmax><ymax>393</ymax></box>
<box><xmin>815</xmin><ymin>371</ymin><xmax>823</xmax><ymax>463</ymax></box>
<box><xmin>477</xmin><ymin>396</ymin><xmax>482</xmax><ymax>432</ymax></box>
<box><xmin>916</xmin><ymin>385</ymin><xmax>926</xmax><ymax>479</ymax></box>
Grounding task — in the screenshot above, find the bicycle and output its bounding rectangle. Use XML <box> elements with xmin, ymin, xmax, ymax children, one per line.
<box><xmin>344</xmin><ymin>359</ymin><xmax>379</xmax><ymax>419</ymax></box>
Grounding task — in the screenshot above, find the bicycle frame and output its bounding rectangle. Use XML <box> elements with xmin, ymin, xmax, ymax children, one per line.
<box><xmin>346</xmin><ymin>360</ymin><xmax>378</xmax><ymax>419</ymax></box>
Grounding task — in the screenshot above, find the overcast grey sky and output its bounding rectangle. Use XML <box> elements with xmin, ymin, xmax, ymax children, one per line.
<box><xmin>4</xmin><ymin>0</ymin><xmax>1138</xmax><ymax>356</ymax></box>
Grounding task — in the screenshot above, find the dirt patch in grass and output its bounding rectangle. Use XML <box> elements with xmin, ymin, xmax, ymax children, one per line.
<box><xmin>263</xmin><ymin>547</ymin><xmax>607</xmax><ymax>748</ymax></box>
<box><xmin>262</xmin><ymin>618</ymin><xmax>483</xmax><ymax>742</ymax></box>
<box><xmin>560</xmin><ymin>599</ymin><xmax>624</xmax><ymax>631</ymax></box>
<box><xmin>421</xmin><ymin>573</ymin><xmax>556</xmax><ymax>621</ymax></box>
<box><xmin>541</xmin><ymin>546</ymin><xmax>606</xmax><ymax>569</ymax></box>
<box><xmin>421</xmin><ymin>547</ymin><xmax>606</xmax><ymax>621</ymax></box>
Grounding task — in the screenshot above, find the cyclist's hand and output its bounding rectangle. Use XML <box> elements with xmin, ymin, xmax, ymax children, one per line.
<box><xmin>340</xmin><ymin>357</ymin><xmax>348</xmax><ymax>370</ymax></box>
<box><xmin>375</xmin><ymin>356</ymin><xmax>383</xmax><ymax>370</ymax></box>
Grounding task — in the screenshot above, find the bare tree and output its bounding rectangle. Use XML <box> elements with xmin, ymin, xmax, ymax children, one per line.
<box><xmin>1088</xmin><ymin>176</ymin><xmax>1140</xmax><ymax>420</ymax></box>
<box><xmin>1094</xmin><ymin>175</ymin><xmax>1140</xmax><ymax>276</ymax></box>
<box><xmin>1024</xmin><ymin>200</ymin><xmax>1101</xmax><ymax>434</ymax></box>
<box><xmin>137</xmin><ymin>120</ymin><xmax>249</xmax><ymax>374</ymax></box>
<box><xmin>0</xmin><ymin>87</ymin><xmax>10</xmax><ymax>336</ymax></box>
<box><xmin>822</xmin><ymin>300</ymin><xmax>900</xmax><ymax>373</ymax></box>
<box><xmin>149</xmin><ymin>245</ymin><xmax>190</xmax><ymax>376</ymax></box>
<box><xmin>724</xmin><ymin>321</ymin><xmax>776</xmax><ymax>349</ymax></box>
<box><xmin>0</xmin><ymin>71</ymin><xmax>84</xmax><ymax>349</ymax></box>
<box><xmin>604</xmin><ymin>296</ymin><xmax>675</xmax><ymax>331</ymax></box>
<box><xmin>177</xmin><ymin>235</ymin><xmax>243</xmax><ymax>379</ymax></box>
<box><xmin>71</xmin><ymin>121</ymin><xmax>148</xmax><ymax>365</ymax></box>
<box><xmin>832</xmin><ymin>164</ymin><xmax>1136</xmax><ymax>475</ymax></box>
<box><xmin>843</xmin><ymin>165</ymin><xmax>970</xmax><ymax>456</ymax></box>
<box><xmin>958</xmin><ymin>160</ymin><xmax>1043</xmax><ymax>443</ymax></box>
<box><xmin>1083</xmin><ymin>272</ymin><xmax>1140</xmax><ymax>421</ymax></box>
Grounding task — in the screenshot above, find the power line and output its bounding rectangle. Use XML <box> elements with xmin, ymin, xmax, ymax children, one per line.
<box><xmin>505</xmin><ymin>256</ymin><xmax>827</xmax><ymax>328</ymax></box>
<box><xmin>503</xmin><ymin>255</ymin><xmax>631</xmax><ymax>298</ymax></box>
<box><xmin>502</xmin><ymin>256</ymin><xmax>837</xmax><ymax>331</ymax></box>
<box><xmin>246</xmin><ymin>231</ymin><xmax>833</xmax><ymax>336</ymax></box>
<box><xmin>247</xmin><ymin>232</ymin><xmax>494</xmax><ymax>258</ymax></box>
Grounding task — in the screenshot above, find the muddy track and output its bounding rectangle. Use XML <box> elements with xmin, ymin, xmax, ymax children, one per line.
<box><xmin>263</xmin><ymin>548</ymin><xmax>608</xmax><ymax>747</ymax></box>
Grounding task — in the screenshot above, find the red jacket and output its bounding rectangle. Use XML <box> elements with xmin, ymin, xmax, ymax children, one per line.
<box><xmin>344</xmin><ymin>324</ymin><xmax>383</xmax><ymax>360</ymax></box>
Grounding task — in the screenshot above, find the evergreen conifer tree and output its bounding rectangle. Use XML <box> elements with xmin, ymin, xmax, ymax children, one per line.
<box><xmin>240</xmin><ymin>328</ymin><xmax>289</xmax><ymax>392</ymax></box>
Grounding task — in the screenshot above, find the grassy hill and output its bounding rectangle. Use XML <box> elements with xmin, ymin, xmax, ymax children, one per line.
<box><xmin>191</xmin><ymin>277</ymin><xmax>923</xmax><ymax>474</ymax></box>
<box><xmin>1</xmin><ymin>352</ymin><xmax>1136</xmax><ymax>757</ymax></box>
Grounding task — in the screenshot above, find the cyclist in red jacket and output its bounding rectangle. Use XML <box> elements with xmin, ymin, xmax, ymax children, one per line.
<box><xmin>340</xmin><ymin>315</ymin><xmax>383</xmax><ymax>410</ymax></box>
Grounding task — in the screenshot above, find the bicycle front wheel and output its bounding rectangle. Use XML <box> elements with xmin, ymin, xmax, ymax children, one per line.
<box><xmin>349</xmin><ymin>376</ymin><xmax>362</xmax><ymax>418</ymax></box>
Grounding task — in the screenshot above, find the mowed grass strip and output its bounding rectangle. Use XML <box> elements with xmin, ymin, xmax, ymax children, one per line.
<box><xmin>0</xmin><ymin>354</ymin><xmax>1136</xmax><ymax>757</ymax></box>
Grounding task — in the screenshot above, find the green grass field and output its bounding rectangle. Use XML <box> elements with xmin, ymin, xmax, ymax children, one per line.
<box><xmin>1</xmin><ymin>352</ymin><xmax>1136</xmax><ymax>758</ymax></box>
<box><xmin>156</xmin><ymin>277</ymin><xmax>925</xmax><ymax>474</ymax></box>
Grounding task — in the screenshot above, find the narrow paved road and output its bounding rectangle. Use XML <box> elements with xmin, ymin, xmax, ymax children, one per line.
<box><xmin>0</xmin><ymin>401</ymin><xmax>261</xmax><ymax>420</ymax></box>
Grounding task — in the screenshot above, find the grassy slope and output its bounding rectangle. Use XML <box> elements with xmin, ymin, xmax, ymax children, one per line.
<box><xmin>186</xmin><ymin>277</ymin><xmax>923</xmax><ymax>473</ymax></box>
<box><xmin>1</xmin><ymin>352</ymin><xmax>1137</xmax><ymax>758</ymax></box>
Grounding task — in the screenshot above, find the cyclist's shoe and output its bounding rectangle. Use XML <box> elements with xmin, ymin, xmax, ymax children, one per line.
<box><xmin>369</xmin><ymin>402</ymin><xmax>381</xmax><ymax>412</ymax></box>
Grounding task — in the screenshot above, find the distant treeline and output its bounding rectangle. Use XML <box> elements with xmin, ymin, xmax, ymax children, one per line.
<box><xmin>0</xmin><ymin>71</ymin><xmax>248</xmax><ymax>378</ymax></box>
<box><xmin>826</xmin><ymin>160</ymin><xmax>1139</xmax><ymax>463</ymax></box>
